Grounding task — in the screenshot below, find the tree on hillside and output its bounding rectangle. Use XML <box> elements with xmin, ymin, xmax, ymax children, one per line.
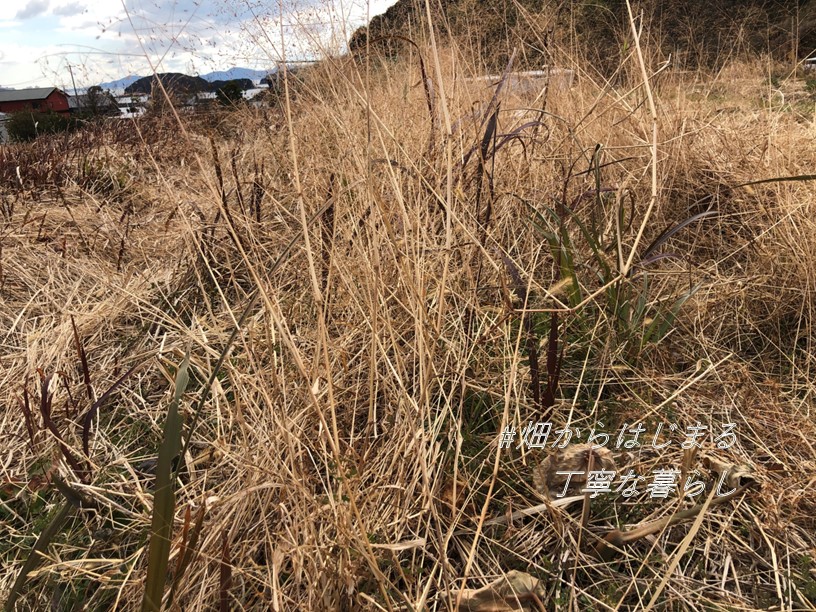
<box><xmin>216</xmin><ymin>81</ymin><xmax>244</xmax><ymax>106</ymax></box>
<box><xmin>80</xmin><ymin>86</ymin><xmax>119</xmax><ymax>117</ymax></box>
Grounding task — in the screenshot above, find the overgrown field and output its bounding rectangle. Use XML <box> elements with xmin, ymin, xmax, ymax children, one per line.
<box><xmin>2</xmin><ymin>41</ymin><xmax>816</xmax><ymax>610</ymax></box>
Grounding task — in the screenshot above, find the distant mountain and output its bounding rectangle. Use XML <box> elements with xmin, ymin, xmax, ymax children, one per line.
<box><xmin>125</xmin><ymin>73</ymin><xmax>210</xmax><ymax>95</ymax></box>
<box><xmin>99</xmin><ymin>68</ymin><xmax>272</xmax><ymax>93</ymax></box>
<box><xmin>199</xmin><ymin>68</ymin><xmax>270</xmax><ymax>82</ymax></box>
<box><xmin>209</xmin><ymin>78</ymin><xmax>255</xmax><ymax>92</ymax></box>
<box><xmin>98</xmin><ymin>75</ymin><xmax>141</xmax><ymax>92</ymax></box>
<box><xmin>122</xmin><ymin>73</ymin><xmax>259</xmax><ymax>96</ymax></box>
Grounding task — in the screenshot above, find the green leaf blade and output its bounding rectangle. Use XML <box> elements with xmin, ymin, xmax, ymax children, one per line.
<box><xmin>141</xmin><ymin>352</ymin><xmax>190</xmax><ymax>612</ymax></box>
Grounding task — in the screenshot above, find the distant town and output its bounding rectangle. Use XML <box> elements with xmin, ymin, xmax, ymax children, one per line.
<box><xmin>0</xmin><ymin>65</ymin><xmax>312</xmax><ymax>142</ymax></box>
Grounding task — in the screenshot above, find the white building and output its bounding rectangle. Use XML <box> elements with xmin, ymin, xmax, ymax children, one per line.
<box><xmin>114</xmin><ymin>94</ymin><xmax>148</xmax><ymax>118</ymax></box>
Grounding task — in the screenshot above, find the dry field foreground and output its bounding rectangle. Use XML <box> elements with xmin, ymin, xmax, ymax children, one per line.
<box><xmin>2</xmin><ymin>50</ymin><xmax>816</xmax><ymax>610</ymax></box>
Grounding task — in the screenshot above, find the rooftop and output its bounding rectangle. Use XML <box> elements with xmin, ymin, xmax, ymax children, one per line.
<box><xmin>0</xmin><ymin>87</ymin><xmax>64</xmax><ymax>103</ymax></box>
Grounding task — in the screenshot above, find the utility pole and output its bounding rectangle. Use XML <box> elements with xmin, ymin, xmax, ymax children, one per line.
<box><xmin>66</xmin><ymin>62</ymin><xmax>78</xmax><ymax>97</ymax></box>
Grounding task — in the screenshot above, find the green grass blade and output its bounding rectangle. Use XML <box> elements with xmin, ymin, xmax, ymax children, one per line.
<box><xmin>643</xmin><ymin>281</ymin><xmax>704</xmax><ymax>346</ymax></box>
<box><xmin>527</xmin><ymin>206</ymin><xmax>558</xmax><ymax>244</ymax></box>
<box><xmin>4</xmin><ymin>502</ymin><xmax>72</xmax><ymax>612</ymax></box>
<box><xmin>141</xmin><ymin>350</ymin><xmax>191</xmax><ymax>612</ymax></box>
<box><xmin>565</xmin><ymin>209</ymin><xmax>612</xmax><ymax>279</ymax></box>
<box><xmin>632</xmin><ymin>274</ymin><xmax>650</xmax><ymax>330</ymax></box>
<box><xmin>734</xmin><ymin>174</ymin><xmax>816</xmax><ymax>188</ymax></box>
<box><xmin>556</xmin><ymin>227</ymin><xmax>583</xmax><ymax>308</ymax></box>
<box><xmin>640</xmin><ymin>210</ymin><xmax>718</xmax><ymax>264</ymax></box>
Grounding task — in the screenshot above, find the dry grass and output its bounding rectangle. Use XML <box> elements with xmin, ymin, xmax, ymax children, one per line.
<box><xmin>2</xmin><ymin>30</ymin><xmax>816</xmax><ymax>611</ymax></box>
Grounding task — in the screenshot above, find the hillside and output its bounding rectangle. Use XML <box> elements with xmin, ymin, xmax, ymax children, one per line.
<box><xmin>122</xmin><ymin>74</ymin><xmax>257</xmax><ymax>96</ymax></box>
<box><xmin>101</xmin><ymin>68</ymin><xmax>269</xmax><ymax>93</ymax></box>
<box><xmin>207</xmin><ymin>78</ymin><xmax>254</xmax><ymax>92</ymax></box>
<box><xmin>350</xmin><ymin>0</ymin><xmax>816</xmax><ymax>71</ymax></box>
<box><xmin>124</xmin><ymin>73</ymin><xmax>211</xmax><ymax>95</ymax></box>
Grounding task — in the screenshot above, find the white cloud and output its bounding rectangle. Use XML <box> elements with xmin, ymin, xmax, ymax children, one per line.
<box><xmin>53</xmin><ymin>2</ymin><xmax>87</xmax><ymax>17</ymax></box>
<box><xmin>0</xmin><ymin>0</ymin><xmax>398</xmax><ymax>87</ymax></box>
<box><xmin>16</xmin><ymin>0</ymin><xmax>50</xmax><ymax>20</ymax></box>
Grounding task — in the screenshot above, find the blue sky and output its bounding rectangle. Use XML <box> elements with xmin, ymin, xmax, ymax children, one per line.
<box><xmin>0</xmin><ymin>0</ymin><xmax>395</xmax><ymax>89</ymax></box>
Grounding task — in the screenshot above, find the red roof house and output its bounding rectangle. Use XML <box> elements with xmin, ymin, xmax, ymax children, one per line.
<box><xmin>0</xmin><ymin>88</ymin><xmax>71</xmax><ymax>114</ymax></box>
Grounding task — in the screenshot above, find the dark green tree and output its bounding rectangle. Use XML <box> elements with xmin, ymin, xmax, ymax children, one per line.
<box><xmin>6</xmin><ymin>111</ymin><xmax>76</xmax><ymax>142</ymax></box>
<box><xmin>81</xmin><ymin>86</ymin><xmax>118</xmax><ymax>117</ymax></box>
<box><xmin>215</xmin><ymin>81</ymin><xmax>244</xmax><ymax>106</ymax></box>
